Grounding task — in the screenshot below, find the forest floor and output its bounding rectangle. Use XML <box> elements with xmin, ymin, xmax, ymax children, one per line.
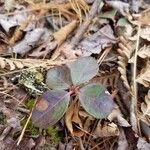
<box><xmin>0</xmin><ymin>0</ymin><xmax>150</xmax><ymax>150</ymax></box>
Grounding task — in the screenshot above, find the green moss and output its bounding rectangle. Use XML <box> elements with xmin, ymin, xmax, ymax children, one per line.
<box><xmin>21</xmin><ymin>118</ymin><xmax>39</xmax><ymax>136</ymax></box>
<box><xmin>25</xmin><ymin>99</ymin><xmax>35</xmax><ymax>109</ymax></box>
<box><xmin>46</xmin><ymin>127</ymin><xmax>60</xmax><ymax>145</ymax></box>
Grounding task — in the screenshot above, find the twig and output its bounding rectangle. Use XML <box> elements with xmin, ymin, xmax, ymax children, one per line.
<box><xmin>71</xmin><ymin>0</ymin><xmax>102</xmax><ymax>48</ymax></box>
<box><xmin>85</xmin><ymin>119</ymin><xmax>99</xmax><ymax>149</ymax></box>
<box><xmin>17</xmin><ymin>98</ymin><xmax>38</xmax><ymax>146</ymax></box>
<box><xmin>79</xmin><ymin>137</ymin><xmax>85</xmax><ymax>150</ymax></box>
<box><xmin>0</xmin><ymin>91</ymin><xmax>20</xmax><ymax>103</ymax></box>
<box><xmin>17</xmin><ymin>107</ymin><xmax>30</xmax><ymax>114</ymax></box>
<box><xmin>0</xmin><ymin>59</ymin><xmax>76</xmax><ymax>76</ymax></box>
<box><xmin>0</xmin><ymin>126</ymin><xmax>12</xmax><ymax>141</ymax></box>
<box><xmin>97</xmin><ymin>46</ymin><xmax>112</xmax><ymax>65</ymax></box>
<box><xmin>130</xmin><ymin>24</ymin><xmax>141</xmax><ymax>133</ymax></box>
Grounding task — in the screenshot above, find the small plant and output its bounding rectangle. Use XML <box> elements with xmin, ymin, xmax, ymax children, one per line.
<box><xmin>21</xmin><ymin>119</ymin><xmax>39</xmax><ymax>136</ymax></box>
<box><xmin>31</xmin><ymin>57</ymin><xmax>114</xmax><ymax>128</ymax></box>
<box><xmin>47</xmin><ymin>127</ymin><xmax>60</xmax><ymax>145</ymax></box>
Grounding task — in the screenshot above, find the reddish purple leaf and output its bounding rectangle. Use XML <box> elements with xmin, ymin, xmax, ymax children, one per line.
<box><xmin>46</xmin><ymin>65</ymin><xmax>72</xmax><ymax>90</ymax></box>
<box><xmin>32</xmin><ymin>90</ymin><xmax>70</xmax><ymax>128</ymax></box>
<box><xmin>79</xmin><ymin>83</ymin><xmax>114</xmax><ymax>119</ymax></box>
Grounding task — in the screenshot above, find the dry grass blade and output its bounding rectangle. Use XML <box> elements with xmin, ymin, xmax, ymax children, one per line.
<box><xmin>131</xmin><ymin>24</ymin><xmax>141</xmax><ymax>133</ymax></box>
<box><xmin>0</xmin><ymin>58</ymin><xmax>76</xmax><ymax>76</ymax></box>
<box><xmin>97</xmin><ymin>46</ymin><xmax>112</xmax><ymax>65</ymax></box>
<box><xmin>17</xmin><ymin>98</ymin><xmax>38</xmax><ymax>146</ymax></box>
<box><xmin>70</xmin><ymin>0</ymin><xmax>89</xmax><ymax>23</ymax></box>
<box><xmin>8</xmin><ymin>1</ymin><xmax>88</xmax><ymax>22</ymax></box>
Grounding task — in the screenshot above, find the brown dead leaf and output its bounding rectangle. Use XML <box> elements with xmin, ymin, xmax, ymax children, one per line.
<box><xmin>106</xmin><ymin>1</ymin><xmax>129</xmax><ymax>16</ymax></box>
<box><xmin>0</xmin><ymin>9</ymin><xmax>30</xmax><ymax>33</ymax></box>
<box><xmin>65</xmin><ymin>101</ymin><xmax>84</xmax><ymax>137</ymax></box>
<box><xmin>4</xmin><ymin>0</ymin><xmax>15</xmax><ymax>12</ymax></box>
<box><xmin>141</xmin><ymin>90</ymin><xmax>150</xmax><ymax>117</ymax></box>
<box><xmin>137</xmin><ymin>45</ymin><xmax>150</xmax><ymax>59</ymax></box>
<box><xmin>140</xmin><ymin>26</ymin><xmax>150</xmax><ymax>41</ymax></box>
<box><xmin>129</xmin><ymin>45</ymin><xmax>150</xmax><ymax>62</ymax></box>
<box><xmin>60</xmin><ymin>43</ymin><xmax>82</xmax><ymax>59</ymax></box>
<box><xmin>139</xmin><ymin>9</ymin><xmax>150</xmax><ymax>26</ymax></box>
<box><xmin>136</xmin><ymin>62</ymin><xmax>150</xmax><ymax>87</ymax></box>
<box><xmin>78</xmin><ymin>110</ymin><xmax>95</xmax><ymax>133</ymax></box>
<box><xmin>108</xmin><ymin>104</ymin><xmax>131</xmax><ymax>127</ymax></box>
<box><xmin>93</xmin><ymin>122</ymin><xmax>119</xmax><ymax>137</ymax></box>
<box><xmin>79</xmin><ymin>24</ymin><xmax>116</xmax><ymax>56</ymax></box>
<box><xmin>9</xmin><ymin>15</ymin><xmax>32</xmax><ymax>45</ymax></box>
<box><xmin>29</xmin><ymin>40</ymin><xmax>57</xmax><ymax>58</ymax></box>
<box><xmin>11</xmin><ymin>28</ymin><xmax>46</xmax><ymax>55</ymax></box>
<box><xmin>53</xmin><ymin>20</ymin><xmax>77</xmax><ymax>46</ymax></box>
<box><xmin>52</xmin><ymin>20</ymin><xmax>78</xmax><ymax>60</ymax></box>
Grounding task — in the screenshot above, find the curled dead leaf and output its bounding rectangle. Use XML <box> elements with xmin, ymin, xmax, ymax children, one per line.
<box><xmin>141</xmin><ymin>90</ymin><xmax>150</xmax><ymax>117</ymax></box>
<box><xmin>53</xmin><ymin>20</ymin><xmax>77</xmax><ymax>46</ymax></box>
<box><xmin>65</xmin><ymin>101</ymin><xmax>84</xmax><ymax>137</ymax></box>
<box><xmin>108</xmin><ymin>104</ymin><xmax>130</xmax><ymax>127</ymax></box>
<box><xmin>94</xmin><ymin>122</ymin><xmax>119</xmax><ymax>137</ymax></box>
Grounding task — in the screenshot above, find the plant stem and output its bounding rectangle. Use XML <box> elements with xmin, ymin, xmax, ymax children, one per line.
<box><xmin>130</xmin><ymin>24</ymin><xmax>141</xmax><ymax>133</ymax></box>
<box><xmin>17</xmin><ymin>98</ymin><xmax>38</xmax><ymax>145</ymax></box>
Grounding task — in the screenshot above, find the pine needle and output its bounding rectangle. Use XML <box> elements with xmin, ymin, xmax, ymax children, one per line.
<box><xmin>17</xmin><ymin>98</ymin><xmax>38</xmax><ymax>146</ymax></box>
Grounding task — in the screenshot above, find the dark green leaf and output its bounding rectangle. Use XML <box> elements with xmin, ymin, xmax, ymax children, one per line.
<box><xmin>46</xmin><ymin>66</ymin><xmax>72</xmax><ymax>90</ymax></box>
<box><xmin>99</xmin><ymin>9</ymin><xmax>117</xmax><ymax>20</ymax></box>
<box><xmin>67</xmin><ymin>57</ymin><xmax>99</xmax><ymax>85</ymax></box>
<box><xmin>117</xmin><ymin>18</ymin><xmax>130</xmax><ymax>27</ymax></box>
<box><xmin>32</xmin><ymin>90</ymin><xmax>70</xmax><ymax>128</ymax></box>
<box><xmin>79</xmin><ymin>83</ymin><xmax>113</xmax><ymax>119</ymax></box>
